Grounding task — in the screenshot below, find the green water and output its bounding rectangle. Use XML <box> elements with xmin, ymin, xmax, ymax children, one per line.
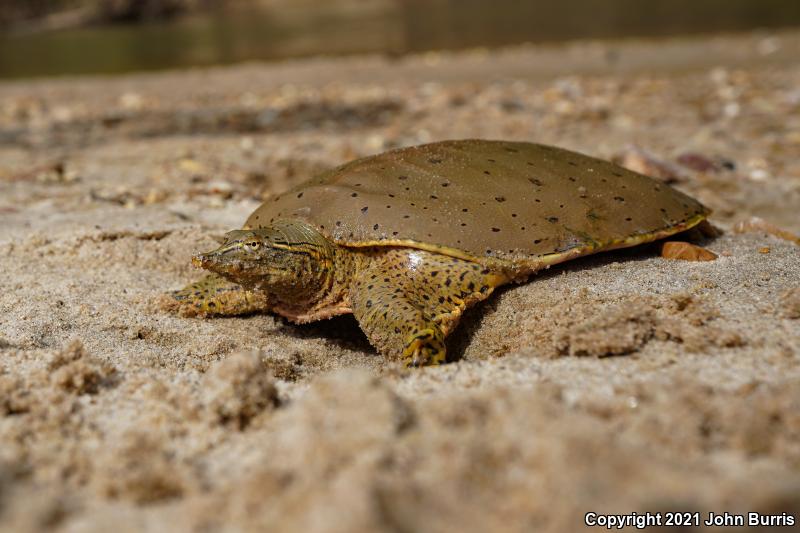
<box><xmin>2</xmin><ymin>0</ymin><xmax>799</xmax><ymax>79</ymax></box>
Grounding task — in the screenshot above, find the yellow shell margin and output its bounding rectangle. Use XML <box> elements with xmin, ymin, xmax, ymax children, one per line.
<box><xmin>333</xmin><ymin>212</ymin><xmax>710</xmax><ymax>276</ymax></box>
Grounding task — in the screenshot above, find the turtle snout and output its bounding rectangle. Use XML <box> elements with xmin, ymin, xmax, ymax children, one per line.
<box><xmin>192</xmin><ymin>250</ymin><xmax>246</xmax><ymax>277</ymax></box>
<box><xmin>193</xmin><ymin>251</ymin><xmax>226</xmax><ymax>270</ymax></box>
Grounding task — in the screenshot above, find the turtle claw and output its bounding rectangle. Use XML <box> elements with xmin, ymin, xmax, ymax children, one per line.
<box><xmin>402</xmin><ymin>328</ymin><xmax>447</xmax><ymax>367</ymax></box>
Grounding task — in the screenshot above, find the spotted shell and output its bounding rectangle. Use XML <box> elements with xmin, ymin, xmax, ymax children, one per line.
<box><xmin>246</xmin><ymin>140</ymin><xmax>709</xmax><ymax>271</ymax></box>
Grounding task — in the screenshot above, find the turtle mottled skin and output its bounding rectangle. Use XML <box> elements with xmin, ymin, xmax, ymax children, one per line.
<box><xmin>172</xmin><ymin>139</ymin><xmax>709</xmax><ymax>366</ymax></box>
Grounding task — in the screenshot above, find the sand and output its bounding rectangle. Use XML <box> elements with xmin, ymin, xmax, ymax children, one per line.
<box><xmin>1</xmin><ymin>31</ymin><xmax>799</xmax><ymax>532</ymax></box>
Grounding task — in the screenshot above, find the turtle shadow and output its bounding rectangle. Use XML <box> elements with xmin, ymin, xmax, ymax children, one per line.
<box><xmin>279</xmin><ymin>314</ymin><xmax>374</xmax><ymax>353</ymax></box>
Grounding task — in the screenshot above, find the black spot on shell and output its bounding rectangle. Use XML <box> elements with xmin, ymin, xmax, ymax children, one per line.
<box><xmin>373</xmin><ymin>224</ymin><xmax>379</xmax><ymax>230</ymax></box>
<box><xmin>568</xmin><ymin>177</ymin><xmax>576</xmax><ymax>182</ymax></box>
<box><xmin>612</xmin><ymin>172</ymin><xmax>623</xmax><ymax>177</ymax></box>
<box><xmin>351</xmin><ymin>192</ymin><xmax>358</xmax><ymax>197</ymax></box>
<box><xmin>441</xmin><ymin>182</ymin><xmax>450</xmax><ymax>187</ymax></box>
<box><xmin>361</xmin><ymin>206</ymin><xmax>368</xmax><ymax>214</ymax></box>
<box><xmin>534</xmin><ymin>238</ymin><xmax>542</xmax><ymax>244</ymax></box>
<box><xmin>398</xmin><ymin>175</ymin><xmax>407</xmax><ymax>180</ymax></box>
<box><xmin>614</xmin><ymin>196</ymin><xmax>625</xmax><ymax>202</ymax></box>
<box><xmin>488</xmin><ymin>158</ymin><xmax>496</xmax><ymax>163</ymax></box>
<box><xmin>547</xmin><ymin>217</ymin><xmax>559</xmax><ymax>223</ymax></box>
<box><xmin>495</xmin><ymin>196</ymin><xmax>506</xmax><ymax>203</ymax></box>
<box><xmin>625</xmin><ymin>217</ymin><xmax>632</xmax><ymax>221</ymax></box>
<box><xmin>529</xmin><ymin>178</ymin><xmax>543</xmax><ymax>186</ymax></box>
<box><xmin>568</xmin><ymin>161</ymin><xmax>577</xmax><ymax>166</ymax></box>
<box><xmin>297</xmin><ymin>192</ymin><xmax>303</xmax><ymax>198</ymax></box>
<box><xmin>335</xmin><ymin>221</ymin><xmax>341</xmax><ymax>226</ymax></box>
<box><xmin>430</xmin><ymin>195</ymin><xmax>438</xmax><ymax>200</ymax></box>
<box><xmin>491</xmin><ymin>228</ymin><xmax>500</xmax><ymax>232</ymax></box>
<box><xmin>428</xmin><ymin>157</ymin><xmax>443</xmax><ymax>164</ymax></box>
<box><xmin>484</xmin><ymin>170</ymin><xmax>491</xmax><ymax>175</ymax></box>
<box><xmin>511</xmin><ymin>213</ymin><xmax>517</xmax><ymax>217</ymax></box>
<box><xmin>462</xmin><ymin>208</ymin><xmax>469</xmax><ymax>212</ymax></box>
<box><xmin>505</xmin><ymin>147</ymin><xmax>519</xmax><ymax>153</ymax></box>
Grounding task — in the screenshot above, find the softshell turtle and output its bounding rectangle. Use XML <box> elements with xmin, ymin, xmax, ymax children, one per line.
<box><xmin>171</xmin><ymin>139</ymin><xmax>709</xmax><ymax>366</ymax></box>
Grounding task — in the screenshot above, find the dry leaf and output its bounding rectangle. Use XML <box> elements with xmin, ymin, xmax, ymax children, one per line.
<box><xmin>661</xmin><ymin>241</ymin><xmax>718</xmax><ymax>261</ymax></box>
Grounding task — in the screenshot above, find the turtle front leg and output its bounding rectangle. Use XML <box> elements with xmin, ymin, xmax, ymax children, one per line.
<box><xmin>165</xmin><ymin>273</ymin><xmax>270</xmax><ymax>317</ymax></box>
<box><xmin>351</xmin><ymin>249</ymin><xmax>509</xmax><ymax>366</ymax></box>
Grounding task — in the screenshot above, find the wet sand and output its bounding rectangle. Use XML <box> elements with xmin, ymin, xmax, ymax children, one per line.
<box><xmin>1</xmin><ymin>31</ymin><xmax>799</xmax><ymax>532</ymax></box>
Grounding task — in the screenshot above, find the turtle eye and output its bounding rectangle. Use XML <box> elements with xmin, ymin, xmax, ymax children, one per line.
<box><xmin>244</xmin><ymin>241</ymin><xmax>260</xmax><ymax>251</ymax></box>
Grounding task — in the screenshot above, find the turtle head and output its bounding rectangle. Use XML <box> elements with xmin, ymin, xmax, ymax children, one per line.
<box><xmin>193</xmin><ymin>220</ymin><xmax>334</xmax><ymax>301</ymax></box>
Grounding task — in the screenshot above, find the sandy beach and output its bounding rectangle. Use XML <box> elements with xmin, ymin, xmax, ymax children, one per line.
<box><xmin>1</xmin><ymin>30</ymin><xmax>799</xmax><ymax>532</ymax></box>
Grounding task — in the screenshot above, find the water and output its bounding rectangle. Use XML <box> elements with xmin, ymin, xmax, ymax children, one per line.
<box><xmin>1</xmin><ymin>0</ymin><xmax>799</xmax><ymax>79</ymax></box>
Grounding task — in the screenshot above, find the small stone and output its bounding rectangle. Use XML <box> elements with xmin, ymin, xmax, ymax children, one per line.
<box><xmin>676</xmin><ymin>152</ymin><xmax>720</xmax><ymax>173</ymax></box>
<box><xmin>612</xmin><ymin>145</ymin><xmax>684</xmax><ymax>183</ymax></box>
<box><xmin>733</xmin><ymin>217</ymin><xmax>800</xmax><ymax>245</ymax></box>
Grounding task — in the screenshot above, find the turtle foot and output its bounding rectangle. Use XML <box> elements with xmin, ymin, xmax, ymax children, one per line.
<box><xmin>162</xmin><ymin>274</ymin><xmax>270</xmax><ymax>317</ymax></box>
<box><xmin>402</xmin><ymin>328</ymin><xmax>447</xmax><ymax>367</ymax></box>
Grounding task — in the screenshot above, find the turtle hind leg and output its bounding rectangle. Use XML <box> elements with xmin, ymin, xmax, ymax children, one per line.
<box><xmin>351</xmin><ymin>249</ymin><xmax>509</xmax><ymax>367</ymax></box>
<box><xmin>162</xmin><ymin>273</ymin><xmax>270</xmax><ymax>317</ymax></box>
<box><xmin>352</xmin><ymin>280</ymin><xmax>447</xmax><ymax>366</ymax></box>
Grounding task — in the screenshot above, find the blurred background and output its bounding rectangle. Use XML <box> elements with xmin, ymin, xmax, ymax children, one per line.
<box><xmin>2</xmin><ymin>0</ymin><xmax>800</xmax><ymax>78</ymax></box>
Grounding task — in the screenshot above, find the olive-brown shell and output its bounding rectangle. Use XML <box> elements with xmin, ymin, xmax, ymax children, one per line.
<box><xmin>245</xmin><ymin>140</ymin><xmax>709</xmax><ymax>266</ymax></box>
